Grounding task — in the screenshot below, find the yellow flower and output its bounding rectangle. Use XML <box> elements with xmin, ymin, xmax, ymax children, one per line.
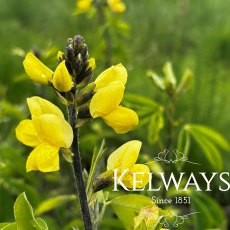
<box><xmin>16</xmin><ymin>96</ymin><xmax>73</xmax><ymax>172</ymax></box>
<box><xmin>107</xmin><ymin>0</ymin><xmax>126</xmax><ymax>13</ymax></box>
<box><xmin>107</xmin><ymin>140</ymin><xmax>150</xmax><ymax>189</ymax></box>
<box><xmin>23</xmin><ymin>52</ymin><xmax>73</xmax><ymax>92</ymax></box>
<box><xmin>75</xmin><ymin>0</ymin><xmax>93</xmax><ymax>13</ymax></box>
<box><xmin>89</xmin><ymin>64</ymin><xmax>138</xmax><ymax>134</ymax></box>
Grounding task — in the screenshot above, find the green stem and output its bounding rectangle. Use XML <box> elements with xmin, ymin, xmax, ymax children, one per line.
<box><xmin>67</xmin><ymin>104</ymin><xmax>93</xmax><ymax>230</ymax></box>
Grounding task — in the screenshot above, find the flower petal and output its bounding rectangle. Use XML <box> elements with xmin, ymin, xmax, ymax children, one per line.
<box><xmin>53</xmin><ymin>61</ymin><xmax>73</xmax><ymax>92</ymax></box>
<box><xmin>32</xmin><ymin>114</ymin><xmax>73</xmax><ymax>148</ymax></box>
<box><xmin>102</xmin><ymin>106</ymin><xmax>139</xmax><ymax>134</ymax></box>
<box><xmin>88</xmin><ymin>58</ymin><xmax>96</xmax><ymax>70</ymax></box>
<box><xmin>107</xmin><ymin>140</ymin><xmax>141</xmax><ymax>171</ymax></box>
<box><xmin>123</xmin><ymin>164</ymin><xmax>150</xmax><ymax>189</ymax></box>
<box><xmin>90</xmin><ymin>81</ymin><xmax>124</xmax><ymax>118</ymax></box>
<box><xmin>15</xmin><ymin>119</ymin><xmax>41</xmax><ymax>147</ymax></box>
<box><xmin>23</xmin><ymin>52</ymin><xmax>53</xmax><ymax>84</ymax></box>
<box><xmin>95</xmin><ymin>64</ymin><xmax>127</xmax><ymax>90</ymax></box>
<box><xmin>107</xmin><ymin>0</ymin><xmax>126</xmax><ymax>13</ymax></box>
<box><xmin>26</xmin><ymin>143</ymin><xmax>60</xmax><ymax>172</ymax></box>
<box><xmin>27</xmin><ymin>96</ymin><xmax>64</xmax><ymax>119</ymax></box>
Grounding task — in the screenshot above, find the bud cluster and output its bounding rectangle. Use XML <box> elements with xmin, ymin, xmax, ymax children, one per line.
<box><xmin>58</xmin><ymin>35</ymin><xmax>94</xmax><ymax>89</ymax></box>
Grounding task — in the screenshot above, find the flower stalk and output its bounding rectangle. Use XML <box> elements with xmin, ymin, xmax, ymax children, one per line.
<box><xmin>68</xmin><ymin>102</ymin><xmax>93</xmax><ymax>230</ymax></box>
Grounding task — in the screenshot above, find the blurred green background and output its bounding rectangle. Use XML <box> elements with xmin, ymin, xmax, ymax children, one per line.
<box><xmin>1</xmin><ymin>0</ymin><xmax>230</xmax><ymax>229</ymax></box>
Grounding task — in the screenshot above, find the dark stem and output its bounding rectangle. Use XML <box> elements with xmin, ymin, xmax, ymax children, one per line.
<box><xmin>67</xmin><ymin>104</ymin><xmax>93</xmax><ymax>230</ymax></box>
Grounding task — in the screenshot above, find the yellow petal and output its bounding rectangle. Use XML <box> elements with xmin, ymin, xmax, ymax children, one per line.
<box><xmin>32</xmin><ymin>114</ymin><xmax>73</xmax><ymax>148</ymax></box>
<box><xmin>57</xmin><ymin>51</ymin><xmax>64</xmax><ymax>62</ymax></box>
<box><xmin>123</xmin><ymin>164</ymin><xmax>150</xmax><ymax>189</ymax></box>
<box><xmin>88</xmin><ymin>58</ymin><xmax>96</xmax><ymax>70</ymax></box>
<box><xmin>26</xmin><ymin>143</ymin><xmax>59</xmax><ymax>172</ymax></box>
<box><xmin>90</xmin><ymin>81</ymin><xmax>124</xmax><ymax>118</ymax></box>
<box><xmin>95</xmin><ymin>64</ymin><xmax>127</xmax><ymax>90</ymax></box>
<box><xmin>76</xmin><ymin>0</ymin><xmax>92</xmax><ymax>12</ymax></box>
<box><xmin>102</xmin><ymin>106</ymin><xmax>139</xmax><ymax>134</ymax></box>
<box><xmin>27</xmin><ymin>96</ymin><xmax>64</xmax><ymax>119</ymax></box>
<box><xmin>15</xmin><ymin>119</ymin><xmax>41</xmax><ymax>147</ymax></box>
<box><xmin>52</xmin><ymin>61</ymin><xmax>73</xmax><ymax>92</ymax></box>
<box><xmin>23</xmin><ymin>52</ymin><xmax>53</xmax><ymax>84</ymax></box>
<box><xmin>107</xmin><ymin>0</ymin><xmax>126</xmax><ymax>13</ymax></box>
<box><xmin>107</xmin><ymin>140</ymin><xmax>141</xmax><ymax>171</ymax></box>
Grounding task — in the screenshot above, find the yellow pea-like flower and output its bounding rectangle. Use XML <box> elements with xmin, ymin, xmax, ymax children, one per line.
<box><xmin>23</xmin><ymin>52</ymin><xmax>73</xmax><ymax>92</ymax></box>
<box><xmin>107</xmin><ymin>140</ymin><xmax>150</xmax><ymax>189</ymax></box>
<box><xmin>23</xmin><ymin>52</ymin><xmax>53</xmax><ymax>85</ymax></box>
<box><xmin>94</xmin><ymin>63</ymin><xmax>127</xmax><ymax>91</ymax></box>
<box><xmin>90</xmin><ymin>64</ymin><xmax>138</xmax><ymax>134</ymax></box>
<box><xmin>75</xmin><ymin>0</ymin><xmax>93</xmax><ymax>13</ymax></box>
<box><xmin>107</xmin><ymin>0</ymin><xmax>126</xmax><ymax>13</ymax></box>
<box><xmin>16</xmin><ymin>96</ymin><xmax>73</xmax><ymax>172</ymax></box>
<box><xmin>52</xmin><ymin>61</ymin><xmax>73</xmax><ymax>92</ymax></box>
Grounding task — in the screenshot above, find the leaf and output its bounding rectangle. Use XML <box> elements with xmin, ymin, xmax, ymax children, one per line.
<box><xmin>176</xmin><ymin>69</ymin><xmax>193</xmax><ymax>95</ymax></box>
<box><xmin>124</xmin><ymin>93</ymin><xmax>160</xmax><ymax>109</ymax></box>
<box><xmin>185</xmin><ymin>124</ymin><xmax>225</xmax><ymax>171</ymax></box>
<box><xmin>176</xmin><ymin>128</ymin><xmax>191</xmax><ymax>170</ymax></box>
<box><xmin>163</xmin><ymin>62</ymin><xmax>177</xmax><ymax>89</ymax></box>
<box><xmin>108</xmin><ymin>194</ymin><xmax>154</xmax><ymax>230</ymax></box>
<box><xmin>148</xmin><ymin>109</ymin><xmax>164</xmax><ymax>144</ymax></box>
<box><xmin>14</xmin><ymin>192</ymin><xmax>48</xmax><ymax>230</ymax></box>
<box><xmin>147</xmin><ymin>71</ymin><xmax>166</xmax><ymax>91</ymax></box>
<box><xmin>191</xmin><ymin>190</ymin><xmax>227</xmax><ymax>229</ymax></box>
<box><xmin>1</xmin><ymin>223</ymin><xmax>17</xmax><ymax>230</ymax></box>
<box><xmin>186</xmin><ymin>125</ymin><xmax>229</xmax><ymax>150</ymax></box>
<box><xmin>86</xmin><ymin>140</ymin><xmax>107</xmax><ymax>194</ymax></box>
<box><xmin>34</xmin><ymin>195</ymin><xmax>76</xmax><ymax>216</ymax></box>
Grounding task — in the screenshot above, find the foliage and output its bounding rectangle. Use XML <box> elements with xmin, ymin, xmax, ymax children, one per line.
<box><xmin>1</xmin><ymin>0</ymin><xmax>230</xmax><ymax>229</ymax></box>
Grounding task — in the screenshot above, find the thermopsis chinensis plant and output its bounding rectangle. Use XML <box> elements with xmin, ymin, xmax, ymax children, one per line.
<box><xmin>10</xmin><ymin>35</ymin><xmax>167</xmax><ymax>230</ymax></box>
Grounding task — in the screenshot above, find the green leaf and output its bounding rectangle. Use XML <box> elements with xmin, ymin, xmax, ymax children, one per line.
<box><xmin>108</xmin><ymin>195</ymin><xmax>154</xmax><ymax>230</ymax></box>
<box><xmin>148</xmin><ymin>109</ymin><xmax>164</xmax><ymax>144</ymax></box>
<box><xmin>124</xmin><ymin>93</ymin><xmax>160</xmax><ymax>109</ymax></box>
<box><xmin>163</xmin><ymin>62</ymin><xmax>177</xmax><ymax>89</ymax></box>
<box><xmin>34</xmin><ymin>195</ymin><xmax>76</xmax><ymax>216</ymax></box>
<box><xmin>147</xmin><ymin>71</ymin><xmax>166</xmax><ymax>91</ymax></box>
<box><xmin>186</xmin><ymin>125</ymin><xmax>229</xmax><ymax>150</ymax></box>
<box><xmin>176</xmin><ymin>128</ymin><xmax>191</xmax><ymax>170</ymax></box>
<box><xmin>14</xmin><ymin>192</ymin><xmax>48</xmax><ymax>230</ymax></box>
<box><xmin>86</xmin><ymin>139</ymin><xmax>107</xmax><ymax>194</ymax></box>
<box><xmin>191</xmin><ymin>191</ymin><xmax>227</xmax><ymax>229</ymax></box>
<box><xmin>35</xmin><ymin>218</ymin><xmax>49</xmax><ymax>229</ymax></box>
<box><xmin>185</xmin><ymin>124</ymin><xmax>225</xmax><ymax>171</ymax></box>
<box><xmin>1</xmin><ymin>223</ymin><xmax>17</xmax><ymax>230</ymax></box>
<box><xmin>176</xmin><ymin>69</ymin><xmax>193</xmax><ymax>95</ymax></box>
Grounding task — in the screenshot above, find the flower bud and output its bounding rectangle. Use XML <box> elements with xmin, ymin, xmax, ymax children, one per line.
<box><xmin>78</xmin><ymin>102</ymin><xmax>91</xmax><ymax>119</ymax></box>
<box><xmin>93</xmin><ymin>170</ymin><xmax>114</xmax><ymax>193</ymax></box>
<box><xmin>74</xmin><ymin>35</ymin><xmax>85</xmax><ymax>53</ymax></box>
<box><xmin>66</xmin><ymin>45</ymin><xmax>75</xmax><ymax>62</ymax></box>
<box><xmin>75</xmin><ymin>117</ymin><xmax>92</xmax><ymax>128</ymax></box>
<box><xmin>76</xmin><ymin>82</ymin><xmax>96</xmax><ymax>106</ymax></box>
<box><xmin>76</xmin><ymin>68</ymin><xmax>93</xmax><ymax>85</ymax></box>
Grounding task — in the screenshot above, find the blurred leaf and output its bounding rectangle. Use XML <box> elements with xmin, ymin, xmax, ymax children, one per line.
<box><xmin>191</xmin><ymin>190</ymin><xmax>227</xmax><ymax>229</ymax></box>
<box><xmin>185</xmin><ymin>124</ymin><xmax>226</xmax><ymax>171</ymax></box>
<box><xmin>14</xmin><ymin>192</ymin><xmax>48</xmax><ymax>229</ymax></box>
<box><xmin>134</xmin><ymin>205</ymin><xmax>162</xmax><ymax>230</ymax></box>
<box><xmin>1</xmin><ymin>223</ymin><xmax>17</xmax><ymax>230</ymax></box>
<box><xmin>163</xmin><ymin>62</ymin><xmax>176</xmax><ymax>89</ymax></box>
<box><xmin>176</xmin><ymin>69</ymin><xmax>193</xmax><ymax>95</ymax></box>
<box><xmin>176</xmin><ymin>128</ymin><xmax>191</xmax><ymax>170</ymax></box>
<box><xmin>108</xmin><ymin>194</ymin><xmax>154</xmax><ymax>230</ymax></box>
<box><xmin>148</xmin><ymin>109</ymin><xmax>164</xmax><ymax>144</ymax></box>
<box><xmin>124</xmin><ymin>93</ymin><xmax>160</xmax><ymax>109</ymax></box>
<box><xmin>147</xmin><ymin>71</ymin><xmax>166</xmax><ymax>91</ymax></box>
<box><xmin>186</xmin><ymin>124</ymin><xmax>229</xmax><ymax>150</ymax></box>
<box><xmin>34</xmin><ymin>195</ymin><xmax>76</xmax><ymax>216</ymax></box>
